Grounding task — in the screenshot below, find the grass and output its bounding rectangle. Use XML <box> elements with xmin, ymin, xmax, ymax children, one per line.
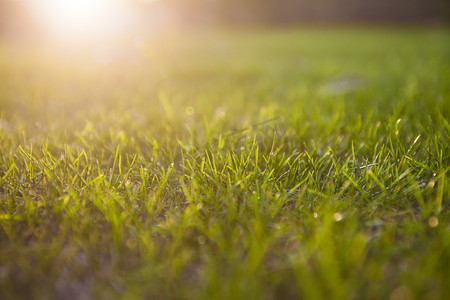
<box><xmin>0</xmin><ymin>28</ymin><xmax>449</xmax><ymax>299</ymax></box>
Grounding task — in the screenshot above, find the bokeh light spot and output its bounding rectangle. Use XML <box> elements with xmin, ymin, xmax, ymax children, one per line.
<box><xmin>333</xmin><ymin>212</ymin><xmax>343</xmax><ymax>222</ymax></box>
<box><xmin>428</xmin><ymin>217</ymin><xmax>438</xmax><ymax>228</ymax></box>
<box><xmin>185</xmin><ymin>106</ymin><xmax>195</xmax><ymax>115</ymax></box>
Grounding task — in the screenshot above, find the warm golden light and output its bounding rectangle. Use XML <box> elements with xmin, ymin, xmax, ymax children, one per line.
<box><xmin>23</xmin><ymin>0</ymin><xmax>124</xmax><ymax>40</ymax></box>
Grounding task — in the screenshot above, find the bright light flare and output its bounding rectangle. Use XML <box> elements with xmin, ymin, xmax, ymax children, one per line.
<box><xmin>23</xmin><ymin>0</ymin><xmax>125</xmax><ymax>41</ymax></box>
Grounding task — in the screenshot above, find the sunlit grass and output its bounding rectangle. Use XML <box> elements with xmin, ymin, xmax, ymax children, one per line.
<box><xmin>0</xmin><ymin>28</ymin><xmax>449</xmax><ymax>299</ymax></box>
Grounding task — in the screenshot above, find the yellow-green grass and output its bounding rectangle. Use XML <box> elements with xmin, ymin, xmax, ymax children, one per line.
<box><xmin>0</xmin><ymin>28</ymin><xmax>449</xmax><ymax>299</ymax></box>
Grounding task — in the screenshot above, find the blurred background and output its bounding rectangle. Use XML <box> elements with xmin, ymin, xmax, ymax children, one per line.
<box><xmin>1</xmin><ymin>0</ymin><xmax>449</xmax><ymax>41</ymax></box>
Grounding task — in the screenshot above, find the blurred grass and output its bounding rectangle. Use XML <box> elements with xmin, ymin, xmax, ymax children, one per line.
<box><xmin>0</xmin><ymin>28</ymin><xmax>449</xmax><ymax>299</ymax></box>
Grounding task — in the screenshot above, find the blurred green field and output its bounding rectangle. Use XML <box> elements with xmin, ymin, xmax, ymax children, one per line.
<box><xmin>0</xmin><ymin>29</ymin><xmax>449</xmax><ymax>299</ymax></box>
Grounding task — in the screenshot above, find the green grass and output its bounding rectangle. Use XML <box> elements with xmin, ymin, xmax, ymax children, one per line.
<box><xmin>0</xmin><ymin>28</ymin><xmax>449</xmax><ymax>299</ymax></box>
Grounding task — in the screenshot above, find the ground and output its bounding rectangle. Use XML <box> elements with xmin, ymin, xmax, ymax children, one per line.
<box><xmin>0</xmin><ymin>28</ymin><xmax>449</xmax><ymax>299</ymax></box>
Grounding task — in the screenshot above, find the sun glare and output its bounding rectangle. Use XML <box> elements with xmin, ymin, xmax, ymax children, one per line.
<box><xmin>23</xmin><ymin>0</ymin><xmax>124</xmax><ymax>40</ymax></box>
<box><xmin>52</xmin><ymin>0</ymin><xmax>106</xmax><ymax>20</ymax></box>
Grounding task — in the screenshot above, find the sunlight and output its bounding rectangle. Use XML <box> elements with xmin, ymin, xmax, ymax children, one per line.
<box><xmin>23</xmin><ymin>0</ymin><xmax>124</xmax><ymax>40</ymax></box>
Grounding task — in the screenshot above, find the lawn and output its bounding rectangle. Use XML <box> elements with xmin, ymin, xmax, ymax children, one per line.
<box><xmin>0</xmin><ymin>28</ymin><xmax>449</xmax><ymax>299</ymax></box>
